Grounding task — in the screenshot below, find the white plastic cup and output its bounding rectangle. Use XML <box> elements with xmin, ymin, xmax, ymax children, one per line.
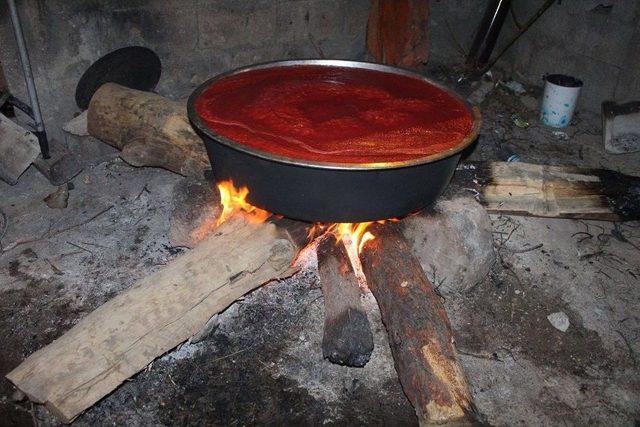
<box><xmin>540</xmin><ymin>74</ymin><xmax>583</xmax><ymax>128</ymax></box>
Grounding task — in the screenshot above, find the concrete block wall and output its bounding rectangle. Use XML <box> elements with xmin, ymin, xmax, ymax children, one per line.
<box><xmin>501</xmin><ymin>0</ymin><xmax>640</xmax><ymax>112</ymax></box>
<box><xmin>0</xmin><ymin>0</ymin><xmax>370</xmax><ymax>143</ymax></box>
<box><xmin>428</xmin><ymin>0</ymin><xmax>486</xmax><ymax>67</ymax></box>
<box><xmin>2</xmin><ymin>0</ymin><xmax>637</xmax><ymax>139</ymax></box>
<box><xmin>429</xmin><ymin>0</ymin><xmax>640</xmax><ymax>113</ymax></box>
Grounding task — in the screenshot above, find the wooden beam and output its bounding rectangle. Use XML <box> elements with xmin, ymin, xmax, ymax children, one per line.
<box><xmin>359</xmin><ymin>223</ymin><xmax>476</xmax><ymax>425</ymax></box>
<box><xmin>317</xmin><ymin>234</ymin><xmax>373</xmax><ymax>367</ymax></box>
<box><xmin>6</xmin><ymin>214</ymin><xmax>310</xmax><ymax>422</ymax></box>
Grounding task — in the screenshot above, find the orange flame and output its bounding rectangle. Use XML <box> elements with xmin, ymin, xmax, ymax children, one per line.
<box><xmin>216</xmin><ymin>180</ymin><xmax>271</xmax><ymax>225</ymax></box>
<box><xmin>328</xmin><ymin>223</ymin><xmax>376</xmax><ymax>255</ymax></box>
<box><xmin>216</xmin><ymin>179</ymin><xmax>391</xmax><ymax>260</ymax></box>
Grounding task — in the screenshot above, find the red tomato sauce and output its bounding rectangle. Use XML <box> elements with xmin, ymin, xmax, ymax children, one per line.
<box><xmin>194</xmin><ymin>65</ymin><xmax>473</xmax><ymax>164</ymax></box>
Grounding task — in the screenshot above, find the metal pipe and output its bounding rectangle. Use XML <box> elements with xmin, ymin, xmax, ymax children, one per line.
<box><xmin>479</xmin><ymin>0</ymin><xmax>555</xmax><ymax>74</ymax></box>
<box><xmin>466</xmin><ymin>0</ymin><xmax>512</xmax><ymax>71</ymax></box>
<box><xmin>7</xmin><ymin>0</ymin><xmax>50</xmax><ymax>158</ymax></box>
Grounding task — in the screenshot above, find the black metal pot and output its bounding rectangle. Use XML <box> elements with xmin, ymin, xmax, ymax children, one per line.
<box><xmin>187</xmin><ymin>60</ymin><xmax>481</xmax><ymax>223</ymax></box>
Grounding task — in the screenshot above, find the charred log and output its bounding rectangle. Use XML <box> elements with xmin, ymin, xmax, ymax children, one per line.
<box><xmin>360</xmin><ymin>223</ymin><xmax>476</xmax><ymax>425</ymax></box>
<box><xmin>317</xmin><ymin>234</ymin><xmax>374</xmax><ymax>367</ymax></box>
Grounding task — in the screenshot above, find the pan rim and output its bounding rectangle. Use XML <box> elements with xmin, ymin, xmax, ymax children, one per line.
<box><xmin>187</xmin><ymin>59</ymin><xmax>481</xmax><ymax>171</ymax></box>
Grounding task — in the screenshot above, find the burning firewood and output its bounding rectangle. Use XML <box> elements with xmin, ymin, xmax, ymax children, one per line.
<box><xmin>317</xmin><ymin>233</ymin><xmax>373</xmax><ymax>367</ymax></box>
<box><xmin>359</xmin><ymin>222</ymin><xmax>476</xmax><ymax>425</ymax></box>
<box><xmin>87</xmin><ymin>83</ymin><xmax>209</xmax><ymax>178</ymax></box>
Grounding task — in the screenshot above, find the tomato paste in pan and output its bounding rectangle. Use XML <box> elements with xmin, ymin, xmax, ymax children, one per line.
<box><xmin>195</xmin><ymin>65</ymin><xmax>473</xmax><ymax>164</ymax></box>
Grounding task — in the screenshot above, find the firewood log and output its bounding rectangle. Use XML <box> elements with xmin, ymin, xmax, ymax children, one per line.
<box><xmin>359</xmin><ymin>223</ymin><xmax>476</xmax><ymax>425</ymax></box>
<box><xmin>317</xmin><ymin>234</ymin><xmax>373</xmax><ymax>367</ymax></box>
<box><xmin>87</xmin><ymin>83</ymin><xmax>209</xmax><ymax>178</ymax></box>
<box><xmin>455</xmin><ymin>161</ymin><xmax>640</xmax><ymax>221</ymax></box>
<box><xmin>6</xmin><ymin>214</ymin><xmax>310</xmax><ymax>423</ymax></box>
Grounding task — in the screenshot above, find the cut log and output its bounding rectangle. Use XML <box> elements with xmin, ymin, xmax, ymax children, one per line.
<box><xmin>87</xmin><ymin>83</ymin><xmax>209</xmax><ymax>178</ymax></box>
<box><xmin>317</xmin><ymin>234</ymin><xmax>373</xmax><ymax>367</ymax></box>
<box><xmin>7</xmin><ymin>214</ymin><xmax>310</xmax><ymax>423</ymax></box>
<box><xmin>454</xmin><ymin>161</ymin><xmax>640</xmax><ymax>221</ymax></box>
<box><xmin>360</xmin><ymin>223</ymin><xmax>475</xmax><ymax>425</ymax></box>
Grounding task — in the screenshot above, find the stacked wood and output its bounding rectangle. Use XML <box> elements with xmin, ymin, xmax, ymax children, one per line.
<box><xmin>455</xmin><ymin>161</ymin><xmax>640</xmax><ymax>221</ymax></box>
<box><xmin>360</xmin><ymin>223</ymin><xmax>475</xmax><ymax>425</ymax></box>
<box><xmin>87</xmin><ymin>83</ymin><xmax>209</xmax><ymax>178</ymax></box>
<box><xmin>7</xmin><ymin>214</ymin><xmax>310</xmax><ymax>422</ymax></box>
<box><xmin>317</xmin><ymin>234</ymin><xmax>373</xmax><ymax>367</ymax></box>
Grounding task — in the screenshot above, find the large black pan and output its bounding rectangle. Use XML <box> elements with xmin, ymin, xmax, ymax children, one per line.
<box><xmin>187</xmin><ymin>60</ymin><xmax>481</xmax><ymax>223</ymax></box>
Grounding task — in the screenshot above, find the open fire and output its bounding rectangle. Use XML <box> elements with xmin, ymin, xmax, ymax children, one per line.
<box><xmin>217</xmin><ymin>180</ymin><xmax>376</xmax><ymax>253</ymax></box>
<box><xmin>216</xmin><ymin>180</ymin><xmax>382</xmax><ymax>281</ymax></box>
<box><xmin>216</xmin><ymin>180</ymin><xmax>271</xmax><ymax>226</ymax></box>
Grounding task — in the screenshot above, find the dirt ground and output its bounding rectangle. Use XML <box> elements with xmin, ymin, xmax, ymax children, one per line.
<box><xmin>1</xmin><ymin>76</ymin><xmax>639</xmax><ymax>426</ymax></box>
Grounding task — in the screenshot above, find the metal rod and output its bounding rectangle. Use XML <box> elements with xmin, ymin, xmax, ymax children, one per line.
<box><xmin>479</xmin><ymin>0</ymin><xmax>555</xmax><ymax>74</ymax></box>
<box><xmin>7</xmin><ymin>0</ymin><xmax>50</xmax><ymax>158</ymax></box>
<box><xmin>466</xmin><ymin>0</ymin><xmax>512</xmax><ymax>70</ymax></box>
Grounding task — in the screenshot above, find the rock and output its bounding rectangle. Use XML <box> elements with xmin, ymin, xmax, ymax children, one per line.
<box><xmin>11</xmin><ymin>389</ymin><xmax>26</xmax><ymax>402</ymax></box>
<box><xmin>547</xmin><ymin>311</ymin><xmax>570</xmax><ymax>332</ymax></box>
<box><xmin>400</xmin><ymin>196</ymin><xmax>495</xmax><ymax>294</ymax></box>
<box><xmin>501</xmin><ymin>80</ymin><xmax>526</xmax><ymax>95</ymax></box>
<box><xmin>520</xmin><ymin>95</ymin><xmax>539</xmax><ymax>111</ymax></box>
<box><xmin>33</xmin><ymin>139</ymin><xmax>82</xmax><ymax>185</ymax></box>
<box><xmin>602</xmin><ymin>100</ymin><xmax>640</xmax><ymax>154</ymax></box>
<box><xmin>44</xmin><ymin>184</ymin><xmax>70</xmax><ymax>209</ymax></box>
<box><xmin>552</xmin><ymin>131</ymin><xmax>570</xmax><ymax>141</ymax></box>
<box><xmin>0</xmin><ymin>208</ymin><xmax>6</xmax><ymax>239</ymax></box>
<box><xmin>65</xmin><ymin>134</ymin><xmax>119</xmax><ymax>168</ymax></box>
<box><xmin>62</xmin><ymin>111</ymin><xmax>89</xmax><ymax>136</ymax></box>
<box><xmin>468</xmin><ymin>79</ymin><xmax>496</xmax><ymax>105</ymax></box>
<box><xmin>169</xmin><ymin>179</ymin><xmax>221</xmax><ymax>248</ymax></box>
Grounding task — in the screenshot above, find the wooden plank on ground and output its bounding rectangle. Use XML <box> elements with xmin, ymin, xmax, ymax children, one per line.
<box><xmin>0</xmin><ymin>113</ymin><xmax>40</xmax><ymax>185</ymax></box>
<box><xmin>6</xmin><ymin>215</ymin><xmax>309</xmax><ymax>422</ymax></box>
<box><xmin>454</xmin><ymin>162</ymin><xmax>640</xmax><ymax>221</ymax></box>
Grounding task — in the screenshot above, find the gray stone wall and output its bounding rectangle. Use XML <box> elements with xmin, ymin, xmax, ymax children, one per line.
<box><xmin>501</xmin><ymin>0</ymin><xmax>640</xmax><ymax>112</ymax></box>
<box><xmin>2</xmin><ymin>0</ymin><xmax>637</xmax><ymax>140</ymax></box>
<box><xmin>0</xmin><ymin>0</ymin><xmax>370</xmax><ymax>143</ymax></box>
<box><xmin>428</xmin><ymin>0</ymin><xmax>486</xmax><ymax>68</ymax></box>
<box><xmin>429</xmin><ymin>0</ymin><xmax>640</xmax><ymax>113</ymax></box>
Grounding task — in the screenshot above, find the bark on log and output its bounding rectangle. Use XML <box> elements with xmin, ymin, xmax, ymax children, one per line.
<box><xmin>317</xmin><ymin>234</ymin><xmax>373</xmax><ymax>367</ymax></box>
<box><xmin>360</xmin><ymin>223</ymin><xmax>475</xmax><ymax>425</ymax></box>
<box><xmin>87</xmin><ymin>83</ymin><xmax>209</xmax><ymax>178</ymax></box>
<box><xmin>7</xmin><ymin>214</ymin><xmax>310</xmax><ymax>423</ymax></box>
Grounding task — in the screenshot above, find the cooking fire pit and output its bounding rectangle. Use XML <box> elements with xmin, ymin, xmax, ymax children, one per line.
<box><xmin>188</xmin><ymin>60</ymin><xmax>481</xmax><ymax>222</ymax></box>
